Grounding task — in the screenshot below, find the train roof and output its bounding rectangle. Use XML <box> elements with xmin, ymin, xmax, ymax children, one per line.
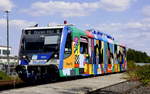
<box><xmin>83</xmin><ymin>29</ymin><xmax>126</xmax><ymax>47</ymax></box>
<box><xmin>23</xmin><ymin>26</ymin><xmax>64</xmax><ymax>30</ymax></box>
<box><xmin>23</xmin><ymin>25</ymin><xmax>126</xmax><ymax>47</ymax></box>
<box><xmin>23</xmin><ymin>24</ymin><xmax>74</xmax><ymax>30</ymax></box>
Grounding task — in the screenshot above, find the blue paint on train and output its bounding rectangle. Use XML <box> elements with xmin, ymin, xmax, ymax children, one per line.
<box><xmin>59</xmin><ymin>26</ymin><xmax>69</xmax><ymax>69</ymax></box>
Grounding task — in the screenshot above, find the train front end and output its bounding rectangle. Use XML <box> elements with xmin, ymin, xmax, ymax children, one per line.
<box><xmin>16</xmin><ymin>26</ymin><xmax>64</xmax><ymax>82</ymax></box>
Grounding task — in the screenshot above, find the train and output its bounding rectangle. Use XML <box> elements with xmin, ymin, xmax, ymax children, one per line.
<box><xmin>16</xmin><ymin>22</ymin><xmax>127</xmax><ymax>82</ymax></box>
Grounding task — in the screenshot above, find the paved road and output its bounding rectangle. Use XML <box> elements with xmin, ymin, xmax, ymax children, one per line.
<box><xmin>0</xmin><ymin>73</ymin><xmax>127</xmax><ymax>94</ymax></box>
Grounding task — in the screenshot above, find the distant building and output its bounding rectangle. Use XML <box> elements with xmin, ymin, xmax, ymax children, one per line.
<box><xmin>0</xmin><ymin>46</ymin><xmax>11</xmax><ymax>56</ymax></box>
<box><xmin>0</xmin><ymin>46</ymin><xmax>18</xmax><ymax>75</ymax></box>
<box><xmin>0</xmin><ymin>46</ymin><xmax>18</xmax><ymax>63</ymax></box>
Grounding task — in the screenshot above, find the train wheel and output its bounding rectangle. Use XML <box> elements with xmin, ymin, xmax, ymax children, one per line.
<box><xmin>15</xmin><ymin>65</ymin><xmax>28</xmax><ymax>82</ymax></box>
<box><xmin>48</xmin><ymin>65</ymin><xmax>59</xmax><ymax>82</ymax></box>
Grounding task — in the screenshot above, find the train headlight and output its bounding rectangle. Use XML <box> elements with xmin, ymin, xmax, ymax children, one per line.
<box><xmin>54</xmin><ymin>54</ymin><xmax>58</xmax><ymax>58</ymax></box>
<box><xmin>22</xmin><ymin>55</ymin><xmax>26</xmax><ymax>59</ymax></box>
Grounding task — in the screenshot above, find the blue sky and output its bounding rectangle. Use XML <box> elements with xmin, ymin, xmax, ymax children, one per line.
<box><xmin>0</xmin><ymin>0</ymin><xmax>150</xmax><ymax>56</ymax></box>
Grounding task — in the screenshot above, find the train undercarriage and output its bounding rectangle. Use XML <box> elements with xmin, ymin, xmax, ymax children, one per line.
<box><xmin>15</xmin><ymin>65</ymin><xmax>59</xmax><ymax>82</ymax></box>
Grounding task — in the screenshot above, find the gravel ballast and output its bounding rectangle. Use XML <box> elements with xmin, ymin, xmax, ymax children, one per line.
<box><xmin>90</xmin><ymin>81</ymin><xmax>150</xmax><ymax>94</ymax></box>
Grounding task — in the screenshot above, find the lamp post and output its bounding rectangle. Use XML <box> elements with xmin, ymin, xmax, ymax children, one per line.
<box><xmin>5</xmin><ymin>10</ymin><xmax>10</xmax><ymax>75</ymax></box>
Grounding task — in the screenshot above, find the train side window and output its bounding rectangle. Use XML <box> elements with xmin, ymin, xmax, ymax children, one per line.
<box><xmin>114</xmin><ymin>44</ymin><xmax>117</xmax><ymax>53</ymax></box>
<box><xmin>119</xmin><ymin>47</ymin><xmax>124</xmax><ymax>64</ymax></box>
<box><xmin>64</xmin><ymin>33</ymin><xmax>72</xmax><ymax>58</ymax></box>
<box><xmin>99</xmin><ymin>40</ymin><xmax>103</xmax><ymax>64</ymax></box>
<box><xmin>107</xmin><ymin>43</ymin><xmax>112</xmax><ymax>64</ymax></box>
<box><xmin>80</xmin><ymin>37</ymin><xmax>88</xmax><ymax>54</ymax></box>
<box><xmin>94</xmin><ymin>40</ymin><xmax>98</xmax><ymax>64</ymax></box>
<box><xmin>80</xmin><ymin>42</ymin><xmax>88</xmax><ymax>54</ymax></box>
<box><xmin>123</xmin><ymin>47</ymin><xmax>126</xmax><ymax>56</ymax></box>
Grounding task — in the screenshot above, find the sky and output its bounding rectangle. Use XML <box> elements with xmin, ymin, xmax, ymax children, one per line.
<box><xmin>0</xmin><ymin>0</ymin><xmax>150</xmax><ymax>56</ymax></box>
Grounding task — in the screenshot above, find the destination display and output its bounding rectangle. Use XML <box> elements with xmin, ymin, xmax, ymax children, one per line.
<box><xmin>24</xmin><ymin>29</ymin><xmax>62</xmax><ymax>35</ymax></box>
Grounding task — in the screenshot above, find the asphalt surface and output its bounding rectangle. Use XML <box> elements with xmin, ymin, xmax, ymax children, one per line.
<box><xmin>0</xmin><ymin>73</ymin><xmax>127</xmax><ymax>94</ymax></box>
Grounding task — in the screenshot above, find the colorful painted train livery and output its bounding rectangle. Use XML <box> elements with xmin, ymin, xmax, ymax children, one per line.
<box><xmin>16</xmin><ymin>24</ymin><xmax>127</xmax><ymax>82</ymax></box>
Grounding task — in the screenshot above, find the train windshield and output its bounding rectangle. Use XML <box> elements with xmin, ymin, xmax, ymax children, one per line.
<box><xmin>20</xmin><ymin>28</ymin><xmax>62</xmax><ymax>55</ymax></box>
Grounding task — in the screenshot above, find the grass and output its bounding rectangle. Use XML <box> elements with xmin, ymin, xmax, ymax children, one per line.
<box><xmin>0</xmin><ymin>71</ymin><xmax>12</xmax><ymax>81</ymax></box>
<box><xmin>126</xmin><ymin>61</ymin><xmax>150</xmax><ymax>85</ymax></box>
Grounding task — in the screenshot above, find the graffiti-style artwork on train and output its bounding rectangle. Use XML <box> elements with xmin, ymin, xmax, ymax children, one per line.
<box><xmin>16</xmin><ymin>25</ymin><xmax>127</xmax><ymax>82</ymax></box>
<box><xmin>107</xmin><ymin>43</ymin><xmax>114</xmax><ymax>73</ymax></box>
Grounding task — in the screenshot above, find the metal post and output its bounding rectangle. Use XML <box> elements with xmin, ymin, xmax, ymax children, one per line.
<box><xmin>5</xmin><ymin>10</ymin><xmax>10</xmax><ymax>75</ymax></box>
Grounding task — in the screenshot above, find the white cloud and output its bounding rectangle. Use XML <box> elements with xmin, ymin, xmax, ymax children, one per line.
<box><xmin>22</xmin><ymin>0</ymin><xmax>134</xmax><ymax>17</ymax></box>
<box><xmin>142</xmin><ymin>5</ymin><xmax>150</xmax><ymax>17</ymax></box>
<box><xmin>0</xmin><ymin>19</ymin><xmax>5</xmax><ymax>26</ymax></box>
<box><xmin>91</xmin><ymin>20</ymin><xmax>150</xmax><ymax>55</ymax></box>
<box><xmin>0</xmin><ymin>18</ymin><xmax>36</xmax><ymax>28</ymax></box>
<box><xmin>22</xmin><ymin>1</ymin><xmax>98</xmax><ymax>17</ymax></box>
<box><xmin>100</xmin><ymin>0</ymin><xmax>132</xmax><ymax>11</ymax></box>
<box><xmin>0</xmin><ymin>19</ymin><xmax>36</xmax><ymax>55</ymax></box>
<box><xmin>0</xmin><ymin>0</ymin><xmax>14</xmax><ymax>11</ymax></box>
<box><xmin>142</xmin><ymin>18</ymin><xmax>150</xmax><ymax>23</ymax></box>
<box><xmin>10</xmin><ymin>20</ymin><xmax>36</xmax><ymax>29</ymax></box>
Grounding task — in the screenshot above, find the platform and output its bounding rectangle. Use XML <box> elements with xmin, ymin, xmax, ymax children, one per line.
<box><xmin>0</xmin><ymin>73</ymin><xmax>127</xmax><ymax>94</ymax></box>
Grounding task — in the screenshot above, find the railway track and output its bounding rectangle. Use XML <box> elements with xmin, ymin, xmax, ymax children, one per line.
<box><xmin>0</xmin><ymin>80</ymin><xmax>25</xmax><ymax>91</ymax></box>
<box><xmin>0</xmin><ymin>80</ymin><xmax>16</xmax><ymax>86</ymax></box>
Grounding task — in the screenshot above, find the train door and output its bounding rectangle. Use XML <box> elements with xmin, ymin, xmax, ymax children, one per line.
<box><xmin>93</xmin><ymin>40</ymin><xmax>102</xmax><ymax>75</ymax></box>
<box><xmin>60</xmin><ymin>32</ymin><xmax>77</xmax><ymax>77</ymax></box>
<box><xmin>114</xmin><ymin>44</ymin><xmax>119</xmax><ymax>72</ymax></box>
<box><xmin>88</xmin><ymin>38</ymin><xmax>94</xmax><ymax>75</ymax></box>
<box><xmin>103</xmin><ymin>42</ymin><xmax>108</xmax><ymax>73</ymax></box>
<box><xmin>123</xmin><ymin>47</ymin><xmax>127</xmax><ymax>71</ymax></box>
<box><xmin>118</xmin><ymin>46</ymin><xmax>126</xmax><ymax>72</ymax></box>
<box><xmin>79</xmin><ymin>36</ymin><xmax>89</xmax><ymax>75</ymax></box>
<box><xmin>98</xmin><ymin>40</ymin><xmax>104</xmax><ymax>74</ymax></box>
<box><xmin>93</xmin><ymin>40</ymin><xmax>99</xmax><ymax>75</ymax></box>
<box><xmin>107</xmin><ymin>43</ymin><xmax>114</xmax><ymax>73</ymax></box>
<box><xmin>93</xmin><ymin>40</ymin><xmax>104</xmax><ymax>75</ymax></box>
<box><xmin>61</xmin><ymin>31</ymin><xmax>83</xmax><ymax>77</ymax></box>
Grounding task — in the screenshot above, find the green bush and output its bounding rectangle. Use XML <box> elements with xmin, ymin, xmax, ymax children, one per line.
<box><xmin>126</xmin><ymin>61</ymin><xmax>139</xmax><ymax>81</ymax></box>
<box><xmin>127</xmin><ymin>60</ymin><xmax>137</xmax><ymax>69</ymax></box>
<box><xmin>0</xmin><ymin>71</ymin><xmax>12</xmax><ymax>80</ymax></box>
<box><xmin>127</xmin><ymin>61</ymin><xmax>150</xmax><ymax>85</ymax></box>
<box><xmin>136</xmin><ymin>65</ymin><xmax>150</xmax><ymax>85</ymax></box>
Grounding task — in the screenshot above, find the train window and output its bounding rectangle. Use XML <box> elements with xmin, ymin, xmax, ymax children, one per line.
<box><xmin>44</xmin><ymin>36</ymin><xmax>59</xmax><ymax>45</ymax></box>
<box><xmin>25</xmin><ymin>31</ymin><xmax>28</xmax><ymax>34</ymax></box>
<box><xmin>24</xmin><ymin>30</ymin><xmax>34</xmax><ymax>35</ymax></box>
<box><xmin>94</xmin><ymin>40</ymin><xmax>98</xmax><ymax>64</ymax></box>
<box><xmin>120</xmin><ymin>46</ymin><xmax>124</xmax><ymax>64</ymax></box>
<box><xmin>123</xmin><ymin>47</ymin><xmax>126</xmax><ymax>56</ymax></box>
<box><xmin>114</xmin><ymin>44</ymin><xmax>117</xmax><ymax>53</ymax></box>
<box><xmin>80</xmin><ymin>42</ymin><xmax>88</xmax><ymax>54</ymax></box>
<box><xmin>119</xmin><ymin>51</ymin><xmax>123</xmax><ymax>64</ymax></box>
<box><xmin>107</xmin><ymin>43</ymin><xmax>112</xmax><ymax>64</ymax></box>
<box><xmin>99</xmin><ymin>41</ymin><xmax>103</xmax><ymax>64</ymax></box>
<box><xmin>114</xmin><ymin>44</ymin><xmax>118</xmax><ymax>64</ymax></box>
<box><xmin>80</xmin><ymin>37</ymin><xmax>88</xmax><ymax>54</ymax></box>
<box><xmin>64</xmin><ymin>33</ymin><xmax>72</xmax><ymax>58</ymax></box>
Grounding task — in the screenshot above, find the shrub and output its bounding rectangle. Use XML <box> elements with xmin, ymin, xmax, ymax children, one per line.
<box><xmin>136</xmin><ymin>65</ymin><xmax>150</xmax><ymax>85</ymax></box>
<box><xmin>126</xmin><ymin>61</ymin><xmax>139</xmax><ymax>80</ymax></box>
<box><xmin>0</xmin><ymin>71</ymin><xmax>12</xmax><ymax>80</ymax></box>
<box><xmin>127</xmin><ymin>60</ymin><xmax>137</xmax><ymax>70</ymax></box>
<box><xmin>126</xmin><ymin>61</ymin><xmax>150</xmax><ymax>85</ymax></box>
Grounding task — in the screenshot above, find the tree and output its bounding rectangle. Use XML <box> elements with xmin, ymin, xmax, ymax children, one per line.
<box><xmin>127</xmin><ymin>48</ymin><xmax>150</xmax><ymax>63</ymax></box>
